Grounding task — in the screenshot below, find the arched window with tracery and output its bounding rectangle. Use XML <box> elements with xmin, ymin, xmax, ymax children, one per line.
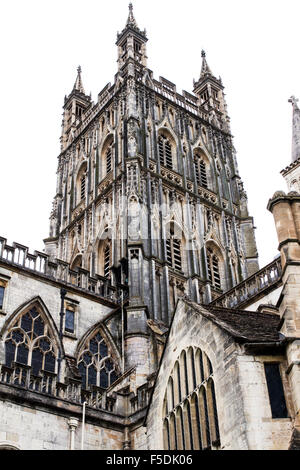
<box><xmin>166</xmin><ymin>223</ymin><xmax>183</xmax><ymax>272</ymax></box>
<box><xmin>4</xmin><ymin>304</ymin><xmax>58</xmax><ymax>388</ymax></box>
<box><xmin>163</xmin><ymin>347</ymin><xmax>220</xmax><ymax>450</ymax></box>
<box><xmin>194</xmin><ymin>150</ymin><xmax>211</xmax><ymax>190</ymax></box>
<box><xmin>158</xmin><ymin>134</ymin><xmax>173</xmax><ymax>169</ymax></box>
<box><xmin>106</xmin><ymin>146</ymin><xmax>112</xmax><ymax>174</ymax></box>
<box><xmin>104</xmin><ymin>244</ymin><xmax>111</xmax><ymax>278</ymax></box>
<box><xmin>70</xmin><ymin>254</ymin><xmax>83</xmax><ymax>287</ymax></box>
<box><xmin>100</xmin><ymin>136</ymin><xmax>114</xmax><ymax>181</ymax></box>
<box><xmin>97</xmin><ymin>239</ymin><xmax>112</xmax><ymax>278</ymax></box>
<box><xmin>206</xmin><ymin>247</ymin><xmax>222</xmax><ymax>289</ymax></box>
<box><xmin>195</xmin><ymin>159</ymin><xmax>208</xmax><ymax>188</ymax></box>
<box><xmin>80</xmin><ymin>175</ymin><xmax>86</xmax><ymax>200</ymax></box>
<box><xmin>77</xmin><ymin>163</ymin><xmax>87</xmax><ymax>204</ymax></box>
<box><xmin>77</xmin><ymin>329</ymin><xmax>120</xmax><ymax>390</ymax></box>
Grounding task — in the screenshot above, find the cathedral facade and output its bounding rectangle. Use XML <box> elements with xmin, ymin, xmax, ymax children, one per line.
<box><xmin>0</xmin><ymin>5</ymin><xmax>299</xmax><ymax>450</ymax></box>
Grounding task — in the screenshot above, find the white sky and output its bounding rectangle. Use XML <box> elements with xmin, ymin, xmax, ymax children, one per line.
<box><xmin>0</xmin><ymin>0</ymin><xmax>299</xmax><ymax>268</ymax></box>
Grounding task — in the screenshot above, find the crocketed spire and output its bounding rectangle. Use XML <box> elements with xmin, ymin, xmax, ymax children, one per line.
<box><xmin>73</xmin><ymin>66</ymin><xmax>85</xmax><ymax>94</ymax></box>
<box><xmin>200</xmin><ymin>50</ymin><xmax>213</xmax><ymax>78</ymax></box>
<box><xmin>126</xmin><ymin>3</ymin><xmax>138</xmax><ymax>28</ymax></box>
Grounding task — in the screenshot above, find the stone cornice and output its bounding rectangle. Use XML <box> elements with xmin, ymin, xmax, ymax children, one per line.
<box><xmin>280</xmin><ymin>155</ymin><xmax>300</xmax><ymax>176</ymax></box>
<box><xmin>267</xmin><ymin>191</ymin><xmax>300</xmax><ymax>212</ymax></box>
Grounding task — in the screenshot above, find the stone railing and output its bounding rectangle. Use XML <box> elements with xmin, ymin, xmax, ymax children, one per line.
<box><xmin>152</xmin><ymin>78</ymin><xmax>201</xmax><ymax>118</ymax></box>
<box><xmin>129</xmin><ymin>374</ymin><xmax>156</xmax><ymax>415</ymax></box>
<box><xmin>0</xmin><ymin>362</ymin><xmax>153</xmax><ymax>418</ymax></box>
<box><xmin>0</xmin><ymin>363</ymin><xmax>117</xmax><ymax>413</ymax></box>
<box><xmin>0</xmin><ymin>236</ymin><xmax>128</xmax><ymax>304</ymax></box>
<box><xmin>210</xmin><ymin>257</ymin><xmax>282</xmax><ymax>309</ymax></box>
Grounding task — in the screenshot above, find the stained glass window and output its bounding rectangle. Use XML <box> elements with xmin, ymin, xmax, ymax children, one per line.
<box><xmin>4</xmin><ymin>305</ymin><xmax>57</xmax><ymax>376</ymax></box>
<box><xmin>65</xmin><ymin>310</ymin><xmax>75</xmax><ymax>333</ymax></box>
<box><xmin>78</xmin><ymin>330</ymin><xmax>120</xmax><ymax>390</ymax></box>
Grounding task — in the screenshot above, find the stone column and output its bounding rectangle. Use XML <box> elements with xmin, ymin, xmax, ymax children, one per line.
<box><xmin>68</xmin><ymin>417</ymin><xmax>79</xmax><ymax>450</ymax></box>
<box><xmin>123</xmin><ymin>426</ymin><xmax>131</xmax><ymax>450</ymax></box>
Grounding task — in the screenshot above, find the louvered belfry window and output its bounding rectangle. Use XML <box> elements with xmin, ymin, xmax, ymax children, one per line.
<box><xmin>199</xmin><ymin>161</ymin><xmax>208</xmax><ymax>188</ymax></box>
<box><xmin>104</xmin><ymin>244</ymin><xmax>111</xmax><ymax>278</ymax></box>
<box><xmin>207</xmin><ymin>248</ymin><xmax>221</xmax><ymax>289</ymax></box>
<box><xmin>166</xmin><ymin>226</ymin><xmax>182</xmax><ymax>272</ymax></box>
<box><xmin>158</xmin><ymin>135</ymin><xmax>173</xmax><ymax>169</ymax></box>
<box><xmin>195</xmin><ymin>157</ymin><xmax>208</xmax><ymax>189</ymax></box>
<box><xmin>80</xmin><ymin>175</ymin><xmax>86</xmax><ymax>200</ymax></box>
<box><xmin>77</xmin><ymin>330</ymin><xmax>120</xmax><ymax>390</ymax></box>
<box><xmin>106</xmin><ymin>147</ymin><xmax>112</xmax><ymax>174</ymax></box>
<box><xmin>163</xmin><ymin>347</ymin><xmax>220</xmax><ymax>450</ymax></box>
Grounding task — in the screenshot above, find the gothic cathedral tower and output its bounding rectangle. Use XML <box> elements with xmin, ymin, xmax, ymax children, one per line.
<box><xmin>44</xmin><ymin>4</ymin><xmax>259</xmax><ymax>376</ymax></box>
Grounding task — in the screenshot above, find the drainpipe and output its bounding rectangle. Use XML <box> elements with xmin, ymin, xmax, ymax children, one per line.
<box><xmin>81</xmin><ymin>401</ymin><xmax>87</xmax><ymax>450</ymax></box>
<box><xmin>121</xmin><ymin>289</ymin><xmax>125</xmax><ymax>374</ymax></box>
<box><xmin>58</xmin><ymin>288</ymin><xmax>67</xmax><ymax>382</ymax></box>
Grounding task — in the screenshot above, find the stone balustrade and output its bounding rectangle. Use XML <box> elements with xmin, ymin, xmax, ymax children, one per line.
<box><xmin>0</xmin><ymin>362</ymin><xmax>151</xmax><ymax>417</ymax></box>
<box><xmin>210</xmin><ymin>257</ymin><xmax>282</xmax><ymax>308</ymax></box>
<box><xmin>0</xmin><ymin>363</ymin><xmax>116</xmax><ymax>412</ymax></box>
<box><xmin>0</xmin><ymin>236</ymin><xmax>128</xmax><ymax>304</ymax></box>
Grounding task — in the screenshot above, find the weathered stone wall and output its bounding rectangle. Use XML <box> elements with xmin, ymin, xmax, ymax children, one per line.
<box><xmin>236</xmin><ymin>355</ymin><xmax>293</xmax><ymax>450</ymax></box>
<box><xmin>146</xmin><ymin>300</ymin><xmax>293</xmax><ymax>450</ymax></box>
<box><xmin>146</xmin><ymin>300</ymin><xmax>249</xmax><ymax>450</ymax></box>
<box><xmin>0</xmin><ymin>265</ymin><xmax>113</xmax><ymax>363</ymax></box>
<box><xmin>130</xmin><ymin>424</ymin><xmax>147</xmax><ymax>450</ymax></box>
<box><xmin>0</xmin><ymin>399</ymin><xmax>123</xmax><ymax>450</ymax></box>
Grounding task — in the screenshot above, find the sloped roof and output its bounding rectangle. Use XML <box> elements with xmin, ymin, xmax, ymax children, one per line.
<box><xmin>144</xmin><ymin>298</ymin><xmax>283</xmax><ymax>425</ymax></box>
<box><xmin>184</xmin><ymin>300</ymin><xmax>281</xmax><ymax>343</ymax></box>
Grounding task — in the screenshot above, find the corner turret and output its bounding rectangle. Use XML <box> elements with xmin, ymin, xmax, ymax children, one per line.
<box><xmin>193</xmin><ymin>50</ymin><xmax>230</xmax><ymax>131</ymax></box>
<box><xmin>116</xmin><ymin>3</ymin><xmax>148</xmax><ymax>74</ymax></box>
<box><xmin>61</xmin><ymin>66</ymin><xmax>92</xmax><ymax>151</ymax></box>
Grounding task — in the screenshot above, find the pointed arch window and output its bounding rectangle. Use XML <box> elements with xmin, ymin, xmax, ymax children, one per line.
<box><xmin>207</xmin><ymin>248</ymin><xmax>221</xmax><ymax>289</ymax></box>
<box><xmin>0</xmin><ymin>283</ymin><xmax>5</xmax><ymax>310</ymax></box>
<box><xmin>158</xmin><ymin>135</ymin><xmax>173</xmax><ymax>169</ymax></box>
<box><xmin>80</xmin><ymin>175</ymin><xmax>86</xmax><ymax>200</ymax></box>
<box><xmin>166</xmin><ymin>224</ymin><xmax>182</xmax><ymax>272</ymax></box>
<box><xmin>77</xmin><ymin>163</ymin><xmax>87</xmax><ymax>204</ymax></box>
<box><xmin>4</xmin><ymin>305</ymin><xmax>57</xmax><ymax>376</ymax></box>
<box><xmin>195</xmin><ymin>157</ymin><xmax>208</xmax><ymax>189</ymax></box>
<box><xmin>104</xmin><ymin>244</ymin><xmax>111</xmax><ymax>278</ymax></box>
<box><xmin>166</xmin><ymin>239</ymin><xmax>182</xmax><ymax>271</ymax></box>
<box><xmin>166</xmin><ymin>238</ymin><xmax>182</xmax><ymax>271</ymax></box>
<box><xmin>163</xmin><ymin>347</ymin><xmax>220</xmax><ymax>450</ymax></box>
<box><xmin>77</xmin><ymin>330</ymin><xmax>120</xmax><ymax>390</ymax></box>
<box><xmin>106</xmin><ymin>146</ymin><xmax>112</xmax><ymax>174</ymax></box>
<box><xmin>97</xmin><ymin>236</ymin><xmax>112</xmax><ymax>279</ymax></box>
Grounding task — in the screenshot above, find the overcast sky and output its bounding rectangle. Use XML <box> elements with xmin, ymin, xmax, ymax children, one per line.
<box><xmin>0</xmin><ymin>0</ymin><xmax>299</xmax><ymax>268</ymax></box>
